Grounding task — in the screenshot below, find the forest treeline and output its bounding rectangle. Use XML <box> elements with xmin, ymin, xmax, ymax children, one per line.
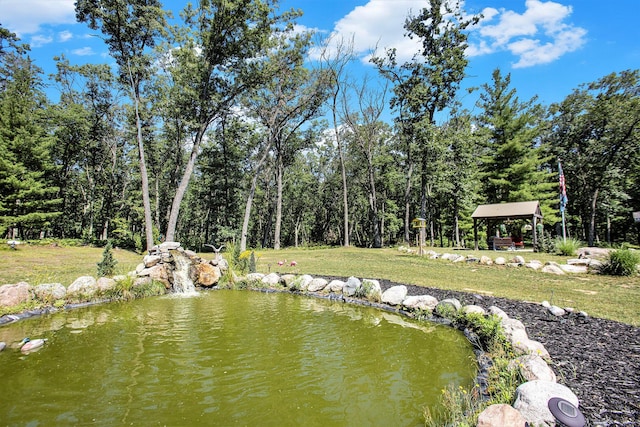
<box><xmin>1</xmin><ymin>0</ymin><xmax>639</xmax><ymax>252</ymax></box>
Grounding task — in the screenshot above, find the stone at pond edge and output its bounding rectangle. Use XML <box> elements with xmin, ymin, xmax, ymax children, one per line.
<box><xmin>488</xmin><ymin>305</ymin><xmax>509</xmax><ymax>320</ymax></box>
<box><xmin>437</xmin><ymin>298</ymin><xmax>462</xmax><ymax>312</ymax></box>
<box><xmin>34</xmin><ymin>283</ymin><xmax>66</xmax><ymax>301</ymax></box>
<box><xmin>326</xmin><ymin>279</ymin><xmax>345</xmax><ymax>293</ymax></box>
<box><xmin>513</xmin><ymin>380</ymin><xmax>579</xmax><ymax>427</ymax></box>
<box><xmin>0</xmin><ymin>341</ymin><xmax>5</xmax><ymax>351</ymax></box>
<box><xmin>509</xmin><ymin>354</ymin><xmax>557</xmax><ymax>382</ymax></box>
<box><xmin>362</xmin><ymin>279</ymin><xmax>382</xmax><ymax>300</ymax></box>
<box><xmin>476</xmin><ymin>403</ymin><xmax>527</xmax><ymax>427</ymax></box>
<box><xmin>261</xmin><ymin>272</ymin><xmax>280</xmax><ymax>286</ymax></box>
<box><xmin>280</xmin><ymin>274</ymin><xmax>296</xmax><ymax>287</ymax></box>
<box><xmin>196</xmin><ymin>263</ymin><xmax>221</xmax><ymax>287</ymax></box>
<box><xmin>96</xmin><ymin>278</ymin><xmax>116</xmax><ymax>292</ymax></box>
<box><xmin>381</xmin><ymin>285</ymin><xmax>407</xmax><ymax>305</ymax></box>
<box><xmin>0</xmin><ymin>282</ymin><xmax>32</xmax><ymax>307</ymax></box>
<box><xmin>462</xmin><ymin>304</ymin><xmax>486</xmax><ymax>315</ymax></box>
<box><xmin>548</xmin><ymin>305</ymin><xmax>566</xmax><ymax>317</ymax></box>
<box><xmin>343</xmin><ymin>276</ymin><xmax>361</xmax><ymax>296</ymax></box>
<box><xmin>68</xmin><ymin>276</ymin><xmax>97</xmax><ymax>296</ymax></box>
<box><xmin>307</xmin><ymin>278</ymin><xmax>328</xmax><ymax>292</ymax></box>
<box><xmin>402</xmin><ymin>295</ymin><xmax>438</xmax><ymax>311</ymax></box>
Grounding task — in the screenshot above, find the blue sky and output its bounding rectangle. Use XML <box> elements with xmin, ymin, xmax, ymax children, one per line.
<box><xmin>1</xmin><ymin>0</ymin><xmax>639</xmax><ymax>121</ymax></box>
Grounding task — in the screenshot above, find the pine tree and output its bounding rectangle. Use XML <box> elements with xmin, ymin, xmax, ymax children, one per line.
<box><xmin>97</xmin><ymin>241</ymin><xmax>118</xmax><ymax>277</ymax></box>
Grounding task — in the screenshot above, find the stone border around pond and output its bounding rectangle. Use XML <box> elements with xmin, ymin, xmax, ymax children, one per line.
<box><xmin>1</xmin><ymin>244</ymin><xmax>590</xmax><ymax>426</ymax></box>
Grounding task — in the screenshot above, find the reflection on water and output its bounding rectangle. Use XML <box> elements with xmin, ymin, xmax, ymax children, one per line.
<box><xmin>0</xmin><ymin>291</ymin><xmax>476</xmax><ymax>426</ymax></box>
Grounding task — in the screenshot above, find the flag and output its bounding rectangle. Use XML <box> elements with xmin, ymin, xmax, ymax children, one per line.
<box><xmin>558</xmin><ymin>161</ymin><xmax>568</xmax><ymax>212</ymax></box>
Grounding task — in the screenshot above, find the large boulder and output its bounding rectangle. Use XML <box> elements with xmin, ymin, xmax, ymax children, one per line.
<box><xmin>361</xmin><ymin>279</ymin><xmax>382</xmax><ymax>301</ymax></box>
<box><xmin>381</xmin><ymin>285</ymin><xmax>407</xmax><ymax>306</ymax></box>
<box><xmin>139</xmin><ymin>264</ymin><xmax>171</xmax><ymax>287</ymax></box>
<box><xmin>0</xmin><ymin>282</ymin><xmax>32</xmax><ymax>307</ymax></box>
<box><xmin>326</xmin><ymin>279</ymin><xmax>345</xmax><ymax>293</ymax></box>
<box><xmin>437</xmin><ymin>298</ymin><xmax>462</xmax><ymax>313</ymax></box>
<box><xmin>509</xmin><ymin>354</ymin><xmax>557</xmax><ymax>382</ymax></box>
<box><xmin>476</xmin><ymin>404</ymin><xmax>527</xmax><ymax>427</ymax></box>
<box><xmin>67</xmin><ymin>276</ymin><xmax>97</xmax><ymax>297</ymax></box>
<box><xmin>261</xmin><ymin>272</ymin><xmax>280</xmax><ymax>286</ymax></box>
<box><xmin>513</xmin><ymin>380</ymin><xmax>580</xmax><ymax>427</ymax></box>
<box><xmin>34</xmin><ymin>282</ymin><xmax>66</xmax><ymax>302</ymax></box>
<box><xmin>96</xmin><ymin>277</ymin><xmax>116</xmax><ymax>292</ymax></box>
<box><xmin>196</xmin><ymin>263</ymin><xmax>221</xmax><ymax>287</ymax></box>
<box><xmin>307</xmin><ymin>278</ymin><xmax>329</xmax><ymax>292</ymax></box>
<box><xmin>403</xmin><ymin>295</ymin><xmax>438</xmax><ymax>312</ymax></box>
<box><xmin>342</xmin><ymin>276</ymin><xmax>361</xmax><ymax>297</ymax></box>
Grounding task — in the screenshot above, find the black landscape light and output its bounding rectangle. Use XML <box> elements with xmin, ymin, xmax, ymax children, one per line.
<box><xmin>548</xmin><ymin>397</ymin><xmax>586</xmax><ymax>427</ymax></box>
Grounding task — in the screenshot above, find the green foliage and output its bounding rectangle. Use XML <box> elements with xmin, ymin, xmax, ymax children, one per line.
<box><xmin>96</xmin><ymin>241</ymin><xmax>118</xmax><ymax>277</ymax></box>
<box><xmin>600</xmin><ymin>248</ymin><xmax>640</xmax><ymax>276</ymax></box>
<box><xmin>249</xmin><ymin>251</ymin><xmax>256</xmax><ymax>273</ymax></box>
<box><xmin>555</xmin><ymin>237</ymin><xmax>582</xmax><ymax>256</ymax></box>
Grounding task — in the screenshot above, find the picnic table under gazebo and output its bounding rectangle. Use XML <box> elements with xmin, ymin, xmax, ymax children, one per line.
<box><xmin>471</xmin><ymin>201</ymin><xmax>543</xmax><ymax>251</ymax></box>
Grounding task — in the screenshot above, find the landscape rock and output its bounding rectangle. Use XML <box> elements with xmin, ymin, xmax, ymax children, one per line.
<box><xmin>437</xmin><ymin>298</ymin><xmax>462</xmax><ymax>312</ymax></box>
<box><xmin>362</xmin><ymin>279</ymin><xmax>382</xmax><ymax>300</ymax></box>
<box><xmin>343</xmin><ymin>276</ymin><xmax>361</xmax><ymax>296</ymax></box>
<box><xmin>139</xmin><ymin>264</ymin><xmax>171</xmax><ymax>287</ymax></box>
<box><xmin>34</xmin><ymin>283</ymin><xmax>66</xmax><ymax>302</ymax></box>
<box><xmin>280</xmin><ymin>274</ymin><xmax>296</xmax><ymax>287</ymax></box>
<box><xmin>96</xmin><ymin>277</ymin><xmax>116</xmax><ymax>292</ymax></box>
<box><xmin>402</xmin><ymin>295</ymin><xmax>438</xmax><ymax>311</ymax></box>
<box><xmin>495</xmin><ymin>257</ymin><xmax>506</xmax><ymax>265</ymax></box>
<box><xmin>245</xmin><ymin>273</ymin><xmax>265</xmax><ymax>282</ymax></box>
<box><xmin>261</xmin><ymin>272</ymin><xmax>280</xmax><ymax>286</ymax></box>
<box><xmin>67</xmin><ymin>276</ymin><xmax>97</xmax><ymax>297</ymax></box>
<box><xmin>381</xmin><ymin>285</ymin><xmax>407</xmax><ymax>305</ymax></box>
<box><xmin>195</xmin><ymin>263</ymin><xmax>221</xmax><ymax>287</ymax></box>
<box><xmin>143</xmin><ymin>254</ymin><xmax>162</xmax><ymax>268</ymax></box>
<box><xmin>509</xmin><ymin>354</ymin><xmax>557</xmax><ymax>382</ymax></box>
<box><xmin>541</xmin><ymin>264</ymin><xmax>565</xmax><ymax>275</ymax></box>
<box><xmin>0</xmin><ymin>282</ymin><xmax>32</xmax><ymax>307</ymax></box>
<box><xmin>462</xmin><ymin>304</ymin><xmax>486</xmax><ymax>315</ymax></box>
<box><xmin>559</xmin><ymin>264</ymin><xmax>588</xmax><ymax>274</ymax></box>
<box><xmin>547</xmin><ymin>305</ymin><xmax>566</xmax><ymax>317</ymax></box>
<box><xmin>476</xmin><ymin>403</ymin><xmax>527</xmax><ymax>427</ymax></box>
<box><xmin>0</xmin><ymin>341</ymin><xmax>5</xmax><ymax>351</ymax></box>
<box><xmin>326</xmin><ymin>279</ymin><xmax>345</xmax><ymax>293</ymax></box>
<box><xmin>513</xmin><ymin>338</ymin><xmax>551</xmax><ymax>359</ymax></box>
<box><xmin>307</xmin><ymin>278</ymin><xmax>329</xmax><ymax>292</ymax></box>
<box><xmin>488</xmin><ymin>305</ymin><xmax>509</xmax><ymax>320</ymax></box>
<box><xmin>479</xmin><ymin>255</ymin><xmax>493</xmax><ymax>265</ymax></box>
<box><xmin>501</xmin><ymin>317</ymin><xmax>529</xmax><ymax>344</ymax></box>
<box><xmin>293</xmin><ymin>274</ymin><xmax>313</xmax><ymax>291</ymax></box>
<box><xmin>511</xmin><ymin>255</ymin><xmax>526</xmax><ymax>265</ymax></box>
<box><xmin>513</xmin><ymin>380</ymin><xmax>580</xmax><ymax>427</ymax></box>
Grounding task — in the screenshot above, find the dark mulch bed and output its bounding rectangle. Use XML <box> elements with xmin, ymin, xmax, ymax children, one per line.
<box><xmin>375</xmin><ymin>279</ymin><xmax>640</xmax><ymax>426</ymax></box>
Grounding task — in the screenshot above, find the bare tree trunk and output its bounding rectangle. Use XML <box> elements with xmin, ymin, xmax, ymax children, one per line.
<box><xmin>588</xmin><ymin>188</ymin><xmax>599</xmax><ymax>246</ymax></box>
<box><xmin>240</xmin><ymin>141</ymin><xmax>272</xmax><ymax>251</ymax></box>
<box><xmin>404</xmin><ymin>162</ymin><xmax>413</xmax><ymax>243</ymax></box>
<box><xmin>164</xmin><ymin>125</ymin><xmax>206</xmax><ymax>242</ymax></box>
<box><xmin>274</xmin><ymin>154</ymin><xmax>283</xmax><ymax>250</ymax></box>
<box><xmin>134</xmin><ymin>94</ymin><xmax>154</xmax><ymax>251</ymax></box>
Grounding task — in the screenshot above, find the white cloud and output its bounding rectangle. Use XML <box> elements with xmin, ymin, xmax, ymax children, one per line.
<box><xmin>318</xmin><ymin>0</ymin><xmax>586</xmax><ymax>69</ymax></box>
<box><xmin>467</xmin><ymin>0</ymin><xmax>587</xmax><ymax>68</ymax></box>
<box><xmin>0</xmin><ymin>0</ymin><xmax>76</xmax><ymax>35</ymax></box>
<box><xmin>29</xmin><ymin>35</ymin><xmax>53</xmax><ymax>48</ymax></box>
<box><xmin>72</xmin><ymin>47</ymin><xmax>95</xmax><ymax>56</ymax></box>
<box><xmin>58</xmin><ymin>30</ymin><xmax>73</xmax><ymax>42</ymax></box>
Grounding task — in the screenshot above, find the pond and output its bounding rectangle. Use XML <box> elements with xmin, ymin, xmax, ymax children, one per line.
<box><xmin>0</xmin><ymin>290</ymin><xmax>477</xmax><ymax>426</ymax></box>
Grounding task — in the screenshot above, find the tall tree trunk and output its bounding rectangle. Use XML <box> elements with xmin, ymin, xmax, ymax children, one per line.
<box><xmin>240</xmin><ymin>141</ymin><xmax>272</xmax><ymax>251</ymax></box>
<box><xmin>274</xmin><ymin>153</ymin><xmax>284</xmax><ymax>250</ymax></box>
<box><xmin>588</xmin><ymin>188</ymin><xmax>599</xmax><ymax>246</ymax></box>
<box><xmin>404</xmin><ymin>161</ymin><xmax>413</xmax><ymax>244</ymax></box>
<box><xmin>133</xmin><ymin>93</ymin><xmax>154</xmax><ymax>251</ymax></box>
<box><xmin>333</xmin><ymin>103</ymin><xmax>350</xmax><ymax>247</ymax></box>
<box><xmin>367</xmin><ymin>156</ymin><xmax>381</xmax><ymax>248</ymax></box>
<box><xmin>164</xmin><ymin>126</ymin><xmax>205</xmax><ymax>242</ymax></box>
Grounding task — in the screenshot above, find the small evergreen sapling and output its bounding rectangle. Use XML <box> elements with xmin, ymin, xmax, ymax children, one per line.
<box><xmin>97</xmin><ymin>241</ymin><xmax>118</xmax><ymax>277</ymax></box>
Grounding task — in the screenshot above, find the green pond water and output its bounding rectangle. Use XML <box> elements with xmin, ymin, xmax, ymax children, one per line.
<box><xmin>0</xmin><ymin>291</ymin><xmax>476</xmax><ymax>426</ymax></box>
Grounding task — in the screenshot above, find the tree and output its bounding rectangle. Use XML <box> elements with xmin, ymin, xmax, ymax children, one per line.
<box><xmin>319</xmin><ymin>35</ymin><xmax>355</xmax><ymax>247</ymax></box>
<box><xmin>244</xmin><ymin>29</ymin><xmax>331</xmax><ymax>249</ymax></box>
<box><xmin>158</xmin><ymin>0</ymin><xmax>296</xmax><ymax>244</ymax></box>
<box><xmin>0</xmin><ymin>36</ymin><xmax>61</xmax><ymax>239</ymax></box>
<box><xmin>341</xmin><ymin>76</ymin><xmax>389</xmax><ymax>248</ymax></box>
<box><xmin>76</xmin><ymin>0</ymin><xmax>170</xmax><ymax>251</ymax></box>
<box><xmin>476</xmin><ymin>69</ymin><xmax>554</xmax><ymax>208</ymax></box>
<box><xmin>373</xmin><ymin>0</ymin><xmax>480</xmax><ymax>241</ymax></box>
<box><xmin>546</xmin><ymin>70</ymin><xmax>640</xmax><ymax>246</ymax></box>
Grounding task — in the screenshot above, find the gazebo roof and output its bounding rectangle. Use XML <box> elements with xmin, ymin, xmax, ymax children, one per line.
<box><xmin>471</xmin><ymin>201</ymin><xmax>542</xmax><ymax>221</ymax></box>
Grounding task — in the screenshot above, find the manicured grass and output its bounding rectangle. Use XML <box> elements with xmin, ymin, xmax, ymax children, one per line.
<box><xmin>0</xmin><ymin>244</ymin><xmax>141</xmax><ymax>286</ymax></box>
<box><xmin>1</xmin><ymin>244</ymin><xmax>638</xmax><ymax>326</ymax></box>
<box><xmin>250</xmin><ymin>246</ymin><xmax>640</xmax><ymax>326</ymax></box>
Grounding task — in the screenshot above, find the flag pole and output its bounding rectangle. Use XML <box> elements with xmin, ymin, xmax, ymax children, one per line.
<box><xmin>558</xmin><ymin>160</ymin><xmax>567</xmax><ymax>243</ymax></box>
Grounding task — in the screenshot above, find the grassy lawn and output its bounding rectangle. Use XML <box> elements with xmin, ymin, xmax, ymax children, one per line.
<box><xmin>1</xmin><ymin>244</ymin><xmax>638</xmax><ymax>326</ymax></box>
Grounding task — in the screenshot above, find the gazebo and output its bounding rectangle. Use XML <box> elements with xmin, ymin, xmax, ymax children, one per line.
<box><xmin>471</xmin><ymin>201</ymin><xmax>543</xmax><ymax>250</ymax></box>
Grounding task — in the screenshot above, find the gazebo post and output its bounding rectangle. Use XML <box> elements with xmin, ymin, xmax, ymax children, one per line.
<box><xmin>473</xmin><ymin>218</ymin><xmax>478</xmax><ymax>250</ymax></box>
<box><xmin>532</xmin><ymin>215</ymin><xmax>538</xmax><ymax>252</ymax></box>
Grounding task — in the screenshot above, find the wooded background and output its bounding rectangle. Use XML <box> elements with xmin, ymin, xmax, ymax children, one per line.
<box><xmin>1</xmin><ymin>0</ymin><xmax>638</xmax><ymax>252</ymax></box>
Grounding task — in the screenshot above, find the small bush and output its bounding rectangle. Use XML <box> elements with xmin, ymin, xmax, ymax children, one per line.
<box><xmin>600</xmin><ymin>248</ymin><xmax>640</xmax><ymax>276</ymax></box>
<box><xmin>97</xmin><ymin>241</ymin><xmax>118</xmax><ymax>277</ymax></box>
<box><xmin>555</xmin><ymin>237</ymin><xmax>582</xmax><ymax>256</ymax></box>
